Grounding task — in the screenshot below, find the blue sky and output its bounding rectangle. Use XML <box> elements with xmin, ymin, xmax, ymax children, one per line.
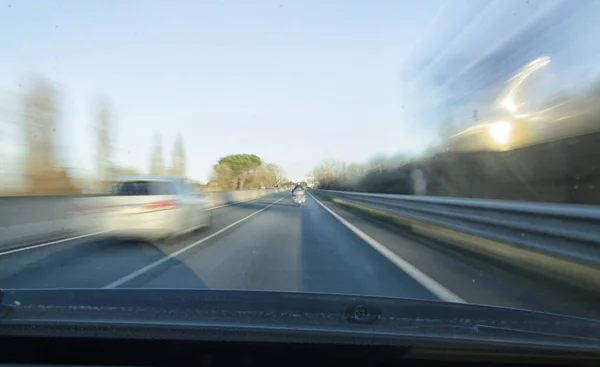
<box><xmin>2</xmin><ymin>0</ymin><xmax>600</xmax><ymax>183</ymax></box>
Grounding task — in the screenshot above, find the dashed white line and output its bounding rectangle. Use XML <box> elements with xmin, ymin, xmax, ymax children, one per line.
<box><xmin>0</xmin><ymin>194</ymin><xmax>282</xmax><ymax>257</ymax></box>
<box><xmin>0</xmin><ymin>230</ymin><xmax>110</xmax><ymax>257</ymax></box>
<box><xmin>209</xmin><ymin>194</ymin><xmax>273</xmax><ymax>210</ymax></box>
<box><xmin>308</xmin><ymin>192</ymin><xmax>466</xmax><ymax>303</ymax></box>
<box><xmin>104</xmin><ymin>194</ymin><xmax>288</xmax><ymax>289</ymax></box>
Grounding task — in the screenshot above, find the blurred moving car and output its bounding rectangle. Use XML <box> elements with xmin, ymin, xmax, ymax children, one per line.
<box><xmin>100</xmin><ymin>175</ymin><xmax>212</xmax><ymax>241</ymax></box>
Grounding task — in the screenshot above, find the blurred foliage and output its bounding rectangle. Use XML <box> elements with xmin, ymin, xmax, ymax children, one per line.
<box><xmin>0</xmin><ymin>77</ymin><xmax>192</xmax><ymax>196</ymax></box>
<box><xmin>169</xmin><ymin>134</ymin><xmax>186</xmax><ymax>177</ymax></box>
<box><xmin>219</xmin><ymin>154</ymin><xmax>262</xmax><ymax>176</ymax></box>
<box><xmin>149</xmin><ymin>134</ymin><xmax>165</xmax><ymax>175</ymax></box>
<box><xmin>109</xmin><ymin>166</ymin><xmax>141</xmax><ymax>177</ymax></box>
<box><xmin>210</xmin><ymin>154</ymin><xmax>286</xmax><ymax>191</ymax></box>
<box><xmin>311</xmin><ymin>130</ymin><xmax>600</xmax><ymax>204</ymax></box>
<box><xmin>147</xmin><ymin>133</ymin><xmax>187</xmax><ymax>178</ymax></box>
<box><xmin>18</xmin><ymin>80</ymin><xmax>80</xmax><ymax>195</ymax></box>
<box><xmin>96</xmin><ymin>98</ymin><xmax>111</xmax><ymax>185</ymax></box>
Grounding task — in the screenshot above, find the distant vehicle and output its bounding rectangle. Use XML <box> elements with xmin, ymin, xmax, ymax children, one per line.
<box><xmin>98</xmin><ymin>175</ymin><xmax>212</xmax><ymax>242</ymax></box>
<box><xmin>306</xmin><ymin>177</ymin><xmax>315</xmax><ymax>188</ymax></box>
<box><xmin>292</xmin><ymin>185</ymin><xmax>306</xmax><ymax>206</ymax></box>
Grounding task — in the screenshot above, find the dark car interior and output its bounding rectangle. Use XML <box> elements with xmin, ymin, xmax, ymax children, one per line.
<box><xmin>1</xmin><ymin>335</ymin><xmax>600</xmax><ymax>367</ymax></box>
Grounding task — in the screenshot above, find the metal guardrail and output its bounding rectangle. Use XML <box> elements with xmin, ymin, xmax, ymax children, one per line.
<box><xmin>316</xmin><ymin>189</ymin><xmax>600</xmax><ymax>292</ymax></box>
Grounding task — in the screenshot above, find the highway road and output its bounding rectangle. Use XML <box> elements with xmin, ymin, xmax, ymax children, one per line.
<box><xmin>1</xmin><ymin>192</ymin><xmax>599</xmax><ymax>320</ymax></box>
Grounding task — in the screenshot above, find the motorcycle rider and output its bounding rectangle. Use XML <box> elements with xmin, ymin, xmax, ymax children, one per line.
<box><xmin>291</xmin><ymin>183</ymin><xmax>306</xmax><ymax>205</ymax></box>
<box><xmin>292</xmin><ymin>183</ymin><xmax>305</xmax><ymax>196</ymax></box>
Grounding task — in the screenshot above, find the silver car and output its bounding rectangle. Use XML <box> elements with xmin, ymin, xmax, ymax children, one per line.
<box><xmin>101</xmin><ymin>175</ymin><xmax>212</xmax><ymax>241</ymax></box>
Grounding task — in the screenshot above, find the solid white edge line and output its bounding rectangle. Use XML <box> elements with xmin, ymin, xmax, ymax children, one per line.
<box><xmin>308</xmin><ymin>192</ymin><xmax>466</xmax><ymax>303</ymax></box>
<box><xmin>103</xmin><ymin>194</ymin><xmax>289</xmax><ymax>289</ymax></box>
<box><xmin>0</xmin><ymin>230</ymin><xmax>110</xmax><ymax>257</ymax></box>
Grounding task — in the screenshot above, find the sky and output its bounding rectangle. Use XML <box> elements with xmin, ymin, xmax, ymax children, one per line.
<box><xmin>2</xmin><ymin>0</ymin><xmax>600</xmax><ymax>183</ymax></box>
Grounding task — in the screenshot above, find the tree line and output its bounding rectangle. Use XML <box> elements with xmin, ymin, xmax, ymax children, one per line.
<box><xmin>310</xmin><ymin>130</ymin><xmax>600</xmax><ymax>204</ymax></box>
<box><xmin>208</xmin><ymin>154</ymin><xmax>288</xmax><ymax>191</ymax></box>
<box><xmin>310</xmin><ymin>155</ymin><xmax>413</xmax><ymax>193</ymax></box>
<box><xmin>1</xmin><ymin>79</ymin><xmax>188</xmax><ymax>195</ymax></box>
<box><xmin>1</xmin><ymin>78</ymin><xmax>290</xmax><ymax>195</ymax></box>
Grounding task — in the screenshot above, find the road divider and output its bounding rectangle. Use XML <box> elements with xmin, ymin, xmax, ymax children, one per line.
<box><xmin>313</xmin><ymin>189</ymin><xmax>600</xmax><ymax>294</ymax></box>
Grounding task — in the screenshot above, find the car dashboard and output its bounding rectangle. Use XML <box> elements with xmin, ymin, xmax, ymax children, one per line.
<box><xmin>1</xmin><ymin>335</ymin><xmax>600</xmax><ymax>367</ymax></box>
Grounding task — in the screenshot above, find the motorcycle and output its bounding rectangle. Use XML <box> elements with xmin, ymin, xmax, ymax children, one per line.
<box><xmin>292</xmin><ymin>191</ymin><xmax>306</xmax><ymax>207</ymax></box>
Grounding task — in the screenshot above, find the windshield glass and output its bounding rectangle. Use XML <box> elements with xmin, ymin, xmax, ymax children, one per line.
<box><xmin>112</xmin><ymin>181</ymin><xmax>177</xmax><ymax>196</ymax></box>
<box><xmin>1</xmin><ymin>0</ymin><xmax>600</xmax><ymax>345</ymax></box>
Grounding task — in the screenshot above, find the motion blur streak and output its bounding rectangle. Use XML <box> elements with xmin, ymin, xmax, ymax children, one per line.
<box><xmin>308</xmin><ymin>191</ymin><xmax>465</xmax><ymax>304</ymax></box>
<box><xmin>103</xmin><ymin>194</ymin><xmax>288</xmax><ymax>289</ymax></box>
<box><xmin>1</xmin><ymin>193</ymin><xmax>599</xmax><ymax>321</ymax></box>
<box><xmin>2</xmin><ymin>0</ymin><xmax>600</xmax><ymax>323</ymax></box>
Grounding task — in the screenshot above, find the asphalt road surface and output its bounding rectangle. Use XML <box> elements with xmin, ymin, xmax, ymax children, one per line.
<box><xmin>1</xmin><ymin>192</ymin><xmax>599</xmax><ymax>320</ymax></box>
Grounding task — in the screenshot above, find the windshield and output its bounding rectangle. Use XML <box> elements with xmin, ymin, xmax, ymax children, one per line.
<box><xmin>112</xmin><ymin>181</ymin><xmax>177</xmax><ymax>196</ymax></box>
<box><xmin>1</xmin><ymin>0</ymin><xmax>600</xmax><ymax>347</ymax></box>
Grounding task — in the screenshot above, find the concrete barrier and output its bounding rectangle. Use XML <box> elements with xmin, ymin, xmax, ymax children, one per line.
<box><xmin>0</xmin><ymin>187</ymin><xmax>288</xmax><ymax>252</ymax></box>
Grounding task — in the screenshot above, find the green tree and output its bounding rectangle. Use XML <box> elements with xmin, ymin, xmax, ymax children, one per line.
<box><xmin>209</xmin><ymin>154</ymin><xmax>288</xmax><ymax>190</ymax></box>
<box><xmin>216</xmin><ymin>154</ymin><xmax>262</xmax><ymax>190</ymax></box>
<box><xmin>209</xmin><ymin>163</ymin><xmax>235</xmax><ymax>190</ymax></box>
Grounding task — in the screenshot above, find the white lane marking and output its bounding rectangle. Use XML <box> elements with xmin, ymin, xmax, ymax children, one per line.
<box><xmin>209</xmin><ymin>190</ymin><xmax>288</xmax><ymax>209</ymax></box>
<box><xmin>0</xmin><ymin>194</ymin><xmax>283</xmax><ymax>257</ymax></box>
<box><xmin>308</xmin><ymin>192</ymin><xmax>466</xmax><ymax>303</ymax></box>
<box><xmin>0</xmin><ymin>230</ymin><xmax>110</xmax><ymax>257</ymax></box>
<box><xmin>209</xmin><ymin>194</ymin><xmax>277</xmax><ymax>210</ymax></box>
<box><xmin>104</xmin><ymin>194</ymin><xmax>289</xmax><ymax>289</ymax></box>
